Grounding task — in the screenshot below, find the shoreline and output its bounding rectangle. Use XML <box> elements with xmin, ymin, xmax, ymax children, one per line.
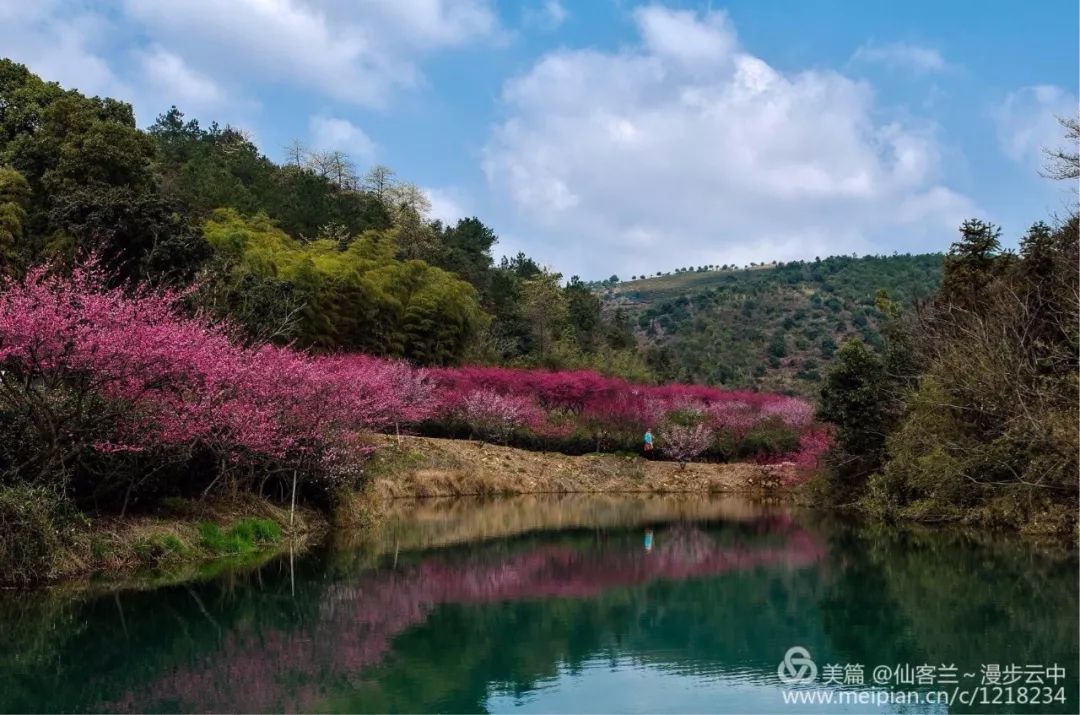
<box><xmin>12</xmin><ymin>436</ymin><xmax>791</xmax><ymax>588</ymax></box>
<box><xmin>11</xmin><ymin>436</ymin><xmax>1071</xmax><ymax>588</ymax></box>
<box><xmin>5</xmin><ymin>496</ymin><xmax>328</xmax><ymax>589</ymax></box>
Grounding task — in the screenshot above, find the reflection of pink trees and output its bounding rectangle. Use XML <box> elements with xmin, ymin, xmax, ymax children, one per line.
<box><xmin>107</xmin><ymin>521</ymin><xmax>824</xmax><ymax>713</ymax></box>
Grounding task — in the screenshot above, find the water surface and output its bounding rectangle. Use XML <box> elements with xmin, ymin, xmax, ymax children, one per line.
<box><xmin>1</xmin><ymin>495</ymin><xmax>1076</xmax><ymax>713</ymax></box>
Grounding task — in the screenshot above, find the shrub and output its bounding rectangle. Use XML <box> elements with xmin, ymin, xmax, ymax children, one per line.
<box><xmin>0</xmin><ymin>258</ymin><xmax>833</xmax><ymax>516</ymax></box>
<box><xmin>738</xmin><ymin>419</ymin><xmax>801</xmax><ymax>459</ymax></box>
<box><xmin>420</xmin><ymin>364</ymin><xmax>828</xmax><ymax>464</ymax></box>
<box><xmin>0</xmin><ymin>486</ymin><xmax>74</xmax><ymax>585</ymax></box>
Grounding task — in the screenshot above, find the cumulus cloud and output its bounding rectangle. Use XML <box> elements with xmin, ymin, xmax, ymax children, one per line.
<box><xmin>424</xmin><ymin>187</ymin><xmax>470</xmax><ymax>225</ymax></box>
<box><xmin>995</xmin><ymin>85</ymin><xmax>1078</xmax><ymax>170</ymax></box>
<box><xmin>483</xmin><ymin>6</ymin><xmax>976</xmax><ymax>277</ymax></box>
<box><xmin>851</xmin><ymin>41</ymin><xmax>949</xmax><ymax>74</ymax></box>
<box><xmin>1</xmin><ymin>0</ymin><xmax>499</xmax><ymax>124</ymax></box>
<box><xmin>309</xmin><ymin>114</ymin><xmax>377</xmax><ymax>161</ymax></box>
<box><xmin>122</xmin><ymin>0</ymin><xmax>500</xmax><ymax>107</ymax></box>
<box><xmin>636</xmin><ymin>5</ymin><xmax>737</xmax><ymax>69</ymax></box>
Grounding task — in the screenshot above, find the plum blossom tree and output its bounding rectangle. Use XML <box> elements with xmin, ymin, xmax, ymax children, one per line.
<box><xmin>706</xmin><ymin>401</ymin><xmax>759</xmax><ymax>437</ymax></box>
<box><xmin>460</xmin><ymin>389</ymin><xmax>539</xmax><ymax>444</ymax></box>
<box><xmin>759</xmin><ymin>396</ymin><xmax>815</xmax><ymax>427</ymax></box>
<box><xmin>661</xmin><ymin>423</ymin><xmax>714</xmax><ymax>467</ymax></box>
<box><xmin>0</xmin><ymin>260</ymin><xmax>403</xmax><ymax>511</ymax></box>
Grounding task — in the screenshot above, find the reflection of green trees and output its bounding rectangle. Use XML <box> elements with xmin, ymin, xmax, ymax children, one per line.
<box><xmin>0</xmin><ymin>589</ymin><xmax>90</xmax><ymax>709</ymax></box>
<box><xmin>0</xmin><ymin>556</ymin><xmax>327</xmax><ymax>713</ymax></box>
<box><xmin>0</xmin><ymin>508</ymin><xmax>1075</xmax><ymax>714</ymax></box>
<box><xmin>815</xmin><ymin>517</ymin><xmax>1078</xmax><ymax>713</ymax></box>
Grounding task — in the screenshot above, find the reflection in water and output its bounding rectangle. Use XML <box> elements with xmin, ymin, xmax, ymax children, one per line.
<box><xmin>0</xmin><ymin>495</ymin><xmax>1076</xmax><ymax>714</ymax></box>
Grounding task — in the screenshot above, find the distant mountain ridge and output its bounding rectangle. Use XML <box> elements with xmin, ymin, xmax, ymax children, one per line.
<box><xmin>600</xmin><ymin>254</ymin><xmax>944</xmax><ymax>397</ymax></box>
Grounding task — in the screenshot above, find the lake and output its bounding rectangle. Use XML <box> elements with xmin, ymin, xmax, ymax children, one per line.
<box><xmin>1</xmin><ymin>495</ymin><xmax>1076</xmax><ymax>713</ymax></box>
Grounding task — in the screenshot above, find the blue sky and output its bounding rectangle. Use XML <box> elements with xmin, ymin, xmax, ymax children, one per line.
<box><xmin>1</xmin><ymin>0</ymin><xmax>1076</xmax><ymax>278</ymax></box>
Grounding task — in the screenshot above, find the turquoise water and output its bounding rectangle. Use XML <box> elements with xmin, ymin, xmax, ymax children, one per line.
<box><xmin>1</xmin><ymin>495</ymin><xmax>1076</xmax><ymax>713</ymax></box>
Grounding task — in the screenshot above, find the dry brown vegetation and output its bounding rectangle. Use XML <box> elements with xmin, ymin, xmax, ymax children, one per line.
<box><xmin>367</xmin><ymin>435</ymin><xmax>795</xmax><ymax>499</ymax></box>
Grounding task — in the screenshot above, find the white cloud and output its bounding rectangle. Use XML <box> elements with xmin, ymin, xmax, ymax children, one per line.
<box><xmin>137</xmin><ymin>46</ymin><xmax>227</xmax><ymax>110</ymax></box>
<box><xmin>635</xmin><ymin>5</ymin><xmax>737</xmax><ymax>69</ymax></box>
<box><xmin>995</xmin><ymin>85</ymin><xmax>1078</xmax><ymax>170</ymax></box>
<box><xmin>0</xmin><ymin>0</ymin><xmax>131</xmax><ymax>101</ymax></box>
<box><xmin>483</xmin><ymin>6</ymin><xmax>976</xmax><ymax>277</ymax></box>
<box><xmin>424</xmin><ymin>187</ymin><xmax>470</xmax><ymax>225</ymax></box>
<box><xmin>309</xmin><ymin>114</ymin><xmax>377</xmax><ymax>161</ymax></box>
<box><xmin>851</xmin><ymin>41</ymin><xmax>949</xmax><ymax>74</ymax></box>
<box><xmin>1</xmin><ymin>0</ymin><xmax>500</xmax><ymax>131</ymax></box>
<box><xmin>122</xmin><ymin>0</ymin><xmax>500</xmax><ymax>107</ymax></box>
<box><xmin>524</xmin><ymin>0</ymin><xmax>568</xmax><ymax>31</ymax></box>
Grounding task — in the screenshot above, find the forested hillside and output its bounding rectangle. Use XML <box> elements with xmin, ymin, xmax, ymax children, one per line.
<box><xmin>601</xmin><ymin>254</ymin><xmax>943</xmax><ymax>396</ymax></box>
<box><xmin>0</xmin><ymin>59</ymin><xmax>645</xmax><ymax>376</ymax></box>
<box><xmin>1</xmin><ymin>57</ymin><xmax>954</xmax><ymax>393</ymax></box>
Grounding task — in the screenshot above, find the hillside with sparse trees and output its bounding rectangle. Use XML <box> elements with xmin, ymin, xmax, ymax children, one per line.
<box><xmin>600</xmin><ymin>254</ymin><xmax>943</xmax><ymax>396</ymax></box>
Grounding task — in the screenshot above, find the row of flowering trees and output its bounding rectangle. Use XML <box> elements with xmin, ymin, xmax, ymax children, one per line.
<box><xmin>422</xmin><ymin>365</ymin><xmax>829</xmax><ymax>465</ymax></box>
<box><xmin>0</xmin><ymin>262</ymin><xmax>429</xmax><ymax>512</ymax></box>
<box><xmin>0</xmin><ymin>262</ymin><xmax>830</xmax><ymax>514</ymax></box>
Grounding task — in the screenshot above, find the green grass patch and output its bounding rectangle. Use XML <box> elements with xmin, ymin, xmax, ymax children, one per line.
<box><xmin>197</xmin><ymin>518</ymin><xmax>282</xmax><ymax>555</ymax></box>
<box><xmin>132</xmin><ymin>533</ymin><xmax>190</xmax><ymax>563</ymax></box>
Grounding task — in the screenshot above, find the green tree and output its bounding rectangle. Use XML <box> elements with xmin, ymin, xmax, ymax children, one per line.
<box><xmin>0</xmin><ymin>167</ymin><xmax>29</xmax><ymax>272</ymax></box>
<box><xmin>437</xmin><ymin>217</ymin><xmax>497</xmax><ymax>289</ymax></box>
<box><xmin>938</xmin><ymin>219</ymin><xmax>1005</xmax><ymax>309</ymax></box>
<box><xmin>604</xmin><ymin>308</ymin><xmax>636</xmax><ymax>351</ymax></box>
<box><xmin>565</xmin><ymin>276</ymin><xmax>602</xmax><ymax>351</ymax></box>
<box><xmin>147</xmin><ymin>107</ymin><xmax>392</xmax><ymax>239</ymax></box>
<box><xmin>520</xmin><ymin>270</ymin><xmax>567</xmax><ymax>365</ymax></box>
<box><xmin>0</xmin><ymin>61</ymin><xmax>208</xmax><ymax>281</ymax></box>
<box><xmin>871</xmin><ymin>216</ymin><xmax>1078</xmax><ymax>530</ymax></box>
<box><xmin>817</xmin><ymin>340</ymin><xmax>892</xmax><ymax>495</ymax></box>
<box><xmin>201</xmin><ymin>209</ymin><xmax>483</xmax><ymax>362</ymax></box>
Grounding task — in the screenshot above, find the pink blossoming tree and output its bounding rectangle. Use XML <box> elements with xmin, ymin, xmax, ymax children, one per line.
<box><xmin>660</xmin><ymin>423</ymin><xmax>714</xmax><ymax>467</ymax></box>
<box><xmin>460</xmin><ymin>389</ymin><xmax>541</xmax><ymax>444</ymax></box>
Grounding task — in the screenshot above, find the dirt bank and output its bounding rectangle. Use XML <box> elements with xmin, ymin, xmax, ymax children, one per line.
<box><xmin>368</xmin><ymin>435</ymin><xmax>795</xmax><ymax>499</ymax></box>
